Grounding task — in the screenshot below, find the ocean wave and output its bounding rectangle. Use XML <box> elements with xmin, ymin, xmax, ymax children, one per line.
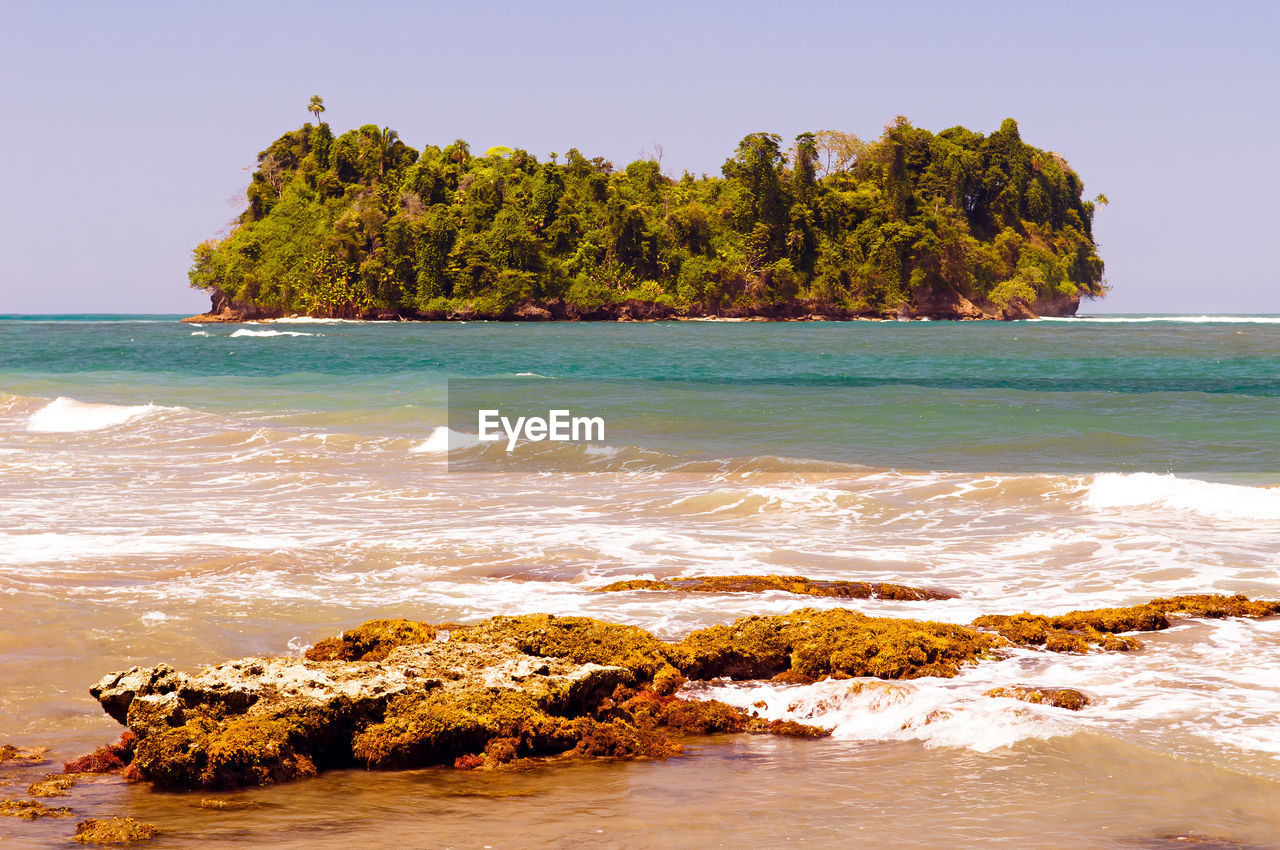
<box><xmin>262</xmin><ymin>317</ymin><xmax>362</xmax><ymax>324</ymax></box>
<box><xmin>687</xmin><ymin>676</ymin><xmax>1069</xmax><ymax>752</ymax></box>
<box><xmin>27</xmin><ymin>396</ymin><xmax>161</xmax><ymax>433</ymax></box>
<box><xmin>1034</xmin><ymin>315</ymin><xmax>1280</xmax><ymax>324</ymax></box>
<box><xmin>1085</xmin><ymin>472</ymin><xmax>1280</xmax><ymax>521</ymax></box>
<box><xmin>411</xmin><ymin>426</ymin><xmax>479</xmax><ymax>453</ymax></box>
<box><xmin>228</xmin><ymin>329</ymin><xmax>318</xmax><ymax>338</ymax></box>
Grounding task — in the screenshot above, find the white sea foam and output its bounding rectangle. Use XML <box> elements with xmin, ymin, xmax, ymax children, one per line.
<box><xmin>1085</xmin><ymin>472</ymin><xmax>1280</xmax><ymax>521</ymax></box>
<box><xmin>190</xmin><ymin>330</ymin><xmax>210</xmax><ymax>337</ymax></box>
<box><xmin>27</xmin><ymin>397</ymin><xmax>160</xmax><ymax>433</ymax></box>
<box><xmin>688</xmin><ymin>677</ymin><xmax>1069</xmax><ymax>752</ymax></box>
<box><xmin>0</xmin><ymin>531</ymin><xmax>310</xmax><ymax>565</ymax></box>
<box><xmin>1033</xmin><ymin>315</ymin><xmax>1280</xmax><ymax>324</ymax></box>
<box><xmin>262</xmin><ymin>317</ymin><xmax>360</xmax><ymax>324</ymax></box>
<box><xmin>411</xmin><ymin>426</ymin><xmax>480</xmax><ymax>453</ymax></box>
<box><xmin>229</xmin><ymin>329</ymin><xmax>317</xmax><ymax>338</ymax></box>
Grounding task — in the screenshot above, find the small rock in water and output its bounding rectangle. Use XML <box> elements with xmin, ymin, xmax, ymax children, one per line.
<box><xmin>28</xmin><ymin>773</ymin><xmax>77</xmax><ymax>797</ymax></box>
<box><xmin>73</xmin><ymin>816</ymin><xmax>159</xmax><ymax>844</ymax></box>
<box><xmin>0</xmin><ymin>799</ymin><xmax>73</xmax><ymax>820</ymax></box>
<box><xmin>985</xmin><ymin>685</ymin><xmax>1090</xmax><ymax>711</ymax></box>
<box><xmin>0</xmin><ymin>743</ymin><xmax>50</xmax><ymax>765</ymax></box>
<box><xmin>197</xmin><ymin>798</ymin><xmax>261</xmax><ymax>810</ymax></box>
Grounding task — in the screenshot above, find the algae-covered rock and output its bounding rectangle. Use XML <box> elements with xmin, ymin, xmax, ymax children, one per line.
<box><xmin>28</xmin><ymin>774</ymin><xmax>76</xmax><ymax>797</ymax></box>
<box><xmin>0</xmin><ymin>744</ymin><xmax>49</xmax><ymax>765</ymax></box>
<box><xmin>92</xmin><ymin>612</ymin><xmax>835</xmax><ymax>788</ymax></box>
<box><xmin>73</xmin><ymin>817</ymin><xmax>159</xmax><ymax>844</ymax></box>
<box><xmin>87</xmin><ymin>594</ymin><xmax>1277</xmax><ymax>790</ymax></box>
<box><xmin>196</xmin><ymin>798</ymin><xmax>261</xmax><ymax>810</ymax></box>
<box><xmin>971</xmin><ymin>610</ymin><xmax>1146</xmax><ymax>653</ymax></box>
<box><xmin>64</xmin><ymin>732</ymin><xmax>137</xmax><ymax>775</ymax></box>
<box><xmin>972</xmin><ymin>594</ymin><xmax>1280</xmax><ymax>654</ymax></box>
<box><xmin>671</xmin><ymin>608</ymin><xmax>1002</xmax><ymax>680</ymax></box>
<box><xmin>0</xmin><ymin>798</ymin><xmax>73</xmax><ymax>820</ymax></box>
<box><xmin>595</xmin><ymin>575</ymin><xmax>954</xmax><ymax>601</ymax></box>
<box><xmin>1148</xmin><ymin>593</ymin><xmax>1280</xmax><ymax>619</ymax></box>
<box><xmin>985</xmin><ymin>686</ymin><xmax>1090</xmax><ymax>711</ymax></box>
<box><xmin>303</xmin><ymin>618</ymin><xmax>441</xmax><ymax>662</ymax></box>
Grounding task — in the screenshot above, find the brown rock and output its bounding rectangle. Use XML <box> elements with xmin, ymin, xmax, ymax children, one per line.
<box><xmin>985</xmin><ymin>686</ymin><xmax>1090</xmax><ymax>711</ymax></box>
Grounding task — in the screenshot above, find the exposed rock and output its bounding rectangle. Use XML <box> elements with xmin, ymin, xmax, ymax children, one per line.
<box><xmin>91</xmin><ymin>614</ymin><xmax>826</xmax><ymax>789</ymax></box>
<box><xmin>196</xmin><ymin>798</ymin><xmax>261</xmax><ymax>810</ymax></box>
<box><xmin>1032</xmin><ymin>288</ymin><xmax>1082</xmax><ymax>318</ymax></box>
<box><xmin>673</xmin><ymin>608</ymin><xmax>1002</xmax><ymax>681</ymax></box>
<box><xmin>0</xmin><ymin>798</ymin><xmax>72</xmax><ymax>819</ymax></box>
<box><xmin>907</xmin><ymin>286</ymin><xmax>988</xmax><ymax>320</ymax></box>
<box><xmin>973</xmin><ymin>594</ymin><xmax>1280</xmax><ymax>654</ymax></box>
<box><xmin>181</xmin><ymin>287</ymin><xmax>286</xmax><ymax>323</ymax></box>
<box><xmin>183</xmin><ymin>285</ymin><xmax>1090</xmax><ymax>324</ymax></box>
<box><xmin>73</xmin><ymin>817</ymin><xmax>159</xmax><ymax>844</ymax></box>
<box><xmin>86</xmin><ymin>594</ymin><xmax>1279</xmax><ymax>790</ymax></box>
<box><xmin>64</xmin><ymin>732</ymin><xmax>137</xmax><ymax>774</ymax></box>
<box><xmin>972</xmin><ymin>610</ymin><xmax>1147</xmax><ymax>653</ymax></box>
<box><xmin>28</xmin><ymin>774</ymin><xmax>76</xmax><ymax>797</ymax></box>
<box><xmin>0</xmin><ymin>744</ymin><xmax>49</xmax><ymax>765</ymax></box>
<box><xmin>985</xmin><ymin>686</ymin><xmax>1090</xmax><ymax>711</ymax></box>
<box><xmin>996</xmin><ymin>297</ymin><xmax>1038</xmax><ymax>321</ymax></box>
<box><xmin>595</xmin><ymin>574</ymin><xmax>954</xmax><ymax>601</ymax></box>
<box><xmin>512</xmin><ymin>303</ymin><xmax>553</xmax><ymax>321</ymax></box>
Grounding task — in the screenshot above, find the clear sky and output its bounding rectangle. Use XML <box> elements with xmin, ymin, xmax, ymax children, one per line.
<box><xmin>2</xmin><ymin>0</ymin><xmax>1276</xmax><ymax>314</ymax></box>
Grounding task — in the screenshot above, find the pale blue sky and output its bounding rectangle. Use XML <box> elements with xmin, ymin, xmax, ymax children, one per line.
<box><xmin>2</xmin><ymin>0</ymin><xmax>1276</xmax><ymax>314</ymax></box>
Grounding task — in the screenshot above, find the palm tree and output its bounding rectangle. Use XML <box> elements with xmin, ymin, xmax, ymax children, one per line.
<box><xmin>308</xmin><ymin>95</ymin><xmax>325</xmax><ymax>126</ymax></box>
<box><xmin>378</xmin><ymin>126</ymin><xmax>400</xmax><ymax>176</ymax></box>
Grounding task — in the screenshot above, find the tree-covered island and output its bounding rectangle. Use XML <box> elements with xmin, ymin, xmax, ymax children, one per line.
<box><xmin>188</xmin><ymin>104</ymin><xmax>1106</xmax><ymax>322</ymax></box>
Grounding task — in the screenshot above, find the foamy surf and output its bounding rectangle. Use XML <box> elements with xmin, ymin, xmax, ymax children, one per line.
<box><xmin>411</xmin><ymin>426</ymin><xmax>480</xmax><ymax>453</ymax></box>
<box><xmin>229</xmin><ymin>328</ymin><xmax>318</xmax><ymax>338</ymax></box>
<box><xmin>26</xmin><ymin>396</ymin><xmax>160</xmax><ymax>433</ymax></box>
<box><xmin>262</xmin><ymin>317</ymin><xmax>361</xmax><ymax>324</ymax></box>
<box><xmin>686</xmin><ymin>676</ymin><xmax>1071</xmax><ymax>752</ymax></box>
<box><xmin>1034</xmin><ymin>315</ymin><xmax>1280</xmax><ymax>324</ymax></box>
<box><xmin>1085</xmin><ymin>472</ymin><xmax>1280</xmax><ymax>521</ymax></box>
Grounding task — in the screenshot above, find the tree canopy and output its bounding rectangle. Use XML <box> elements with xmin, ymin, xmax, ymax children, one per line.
<box><xmin>190</xmin><ymin>117</ymin><xmax>1105</xmax><ymax>319</ymax></box>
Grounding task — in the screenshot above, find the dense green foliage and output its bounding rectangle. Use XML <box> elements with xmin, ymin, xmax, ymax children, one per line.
<box><xmin>190</xmin><ymin>117</ymin><xmax>1104</xmax><ymax>317</ymax></box>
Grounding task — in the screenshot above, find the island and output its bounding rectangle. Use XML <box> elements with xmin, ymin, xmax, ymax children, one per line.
<box><xmin>187</xmin><ymin>109</ymin><xmax>1106</xmax><ymax>323</ymax></box>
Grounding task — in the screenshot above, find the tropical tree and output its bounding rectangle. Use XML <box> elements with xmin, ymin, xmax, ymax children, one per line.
<box><xmin>308</xmin><ymin>95</ymin><xmax>325</xmax><ymax>125</ymax></box>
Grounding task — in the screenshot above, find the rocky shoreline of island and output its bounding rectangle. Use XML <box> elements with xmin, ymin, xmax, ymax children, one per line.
<box><xmin>182</xmin><ymin>286</ymin><xmax>1083</xmax><ymax>324</ymax></box>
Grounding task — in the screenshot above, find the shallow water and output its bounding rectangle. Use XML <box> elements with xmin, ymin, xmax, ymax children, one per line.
<box><xmin>2</xmin><ymin>315</ymin><xmax>1279</xmax><ymax>847</ymax></box>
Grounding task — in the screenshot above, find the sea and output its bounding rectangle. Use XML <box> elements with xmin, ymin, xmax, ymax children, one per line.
<box><xmin>1</xmin><ymin>314</ymin><xmax>1279</xmax><ymax>848</ymax></box>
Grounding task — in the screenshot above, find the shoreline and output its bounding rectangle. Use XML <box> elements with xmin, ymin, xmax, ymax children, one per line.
<box><xmin>181</xmin><ymin>288</ymin><xmax>1085</xmax><ymax>325</ymax></box>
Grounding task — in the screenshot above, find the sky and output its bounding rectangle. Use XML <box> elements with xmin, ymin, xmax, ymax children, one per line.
<box><xmin>1</xmin><ymin>0</ymin><xmax>1277</xmax><ymax>315</ymax></box>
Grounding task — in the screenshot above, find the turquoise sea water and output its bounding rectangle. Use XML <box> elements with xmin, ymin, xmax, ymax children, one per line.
<box><xmin>3</xmin><ymin>314</ymin><xmax>1280</xmax><ymax>848</ymax></box>
<box><xmin>3</xmin><ymin>314</ymin><xmax>1280</xmax><ymax>477</ymax></box>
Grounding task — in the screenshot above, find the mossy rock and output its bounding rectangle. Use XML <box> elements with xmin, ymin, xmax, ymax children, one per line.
<box><xmin>671</xmin><ymin>608</ymin><xmax>1002</xmax><ymax>680</ymax></box>
<box><xmin>985</xmin><ymin>686</ymin><xmax>1090</xmax><ymax>711</ymax></box>
<box><xmin>196</xmin><ymin>798</ymin><xmax>261</xmax><ymax>810</ymax></box>
<box><xmin>486</xmin><ymin>614</ymin><xmax>671</xmax><ymax>679</ymax></box>
<box><xmin>28</xmin><ymin>773</ymin><xmax>76</xmax><ymax>797</ymax></box>
<box><xmin>64</xmin><ymin>731</ymin><xmax>136</xmax><ymax>774</ymax></box>
<box><xmin>1149</xmin><ymin>593</ymin><xmax>1280</xmax><ymax>619</ymax></box>
<box><xmin>305</xmin><ymin>618</ymin><xmax>439</xmax><ymax>662</ymax></box>
<box><xmin>972</xmin><ymin>594</ymin><xmax>1280</xmax><ymax>654</ymax></box>
<box><xmin>87</xmin><ymin>593</ymin><xmax>1278</xmax><ymax>790</ymax></box>
<box><xmin>0</xmin><ymin>798</ymin><xmax>73</xmax><ymax>820</ymax></box>
<box><xmin>73</xmin><ymin>817</ymin><xmax>159</xmax><ymax>844</ymax></box>
<box><xmin>595</xmin><ymin>575</ymin><xmax>953</xmax><ymax>601</ymax></box>
<box><xmin>0</xmin><ymin>744</ymin><xmax>49</xmax><ymax>765</ymax></box>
